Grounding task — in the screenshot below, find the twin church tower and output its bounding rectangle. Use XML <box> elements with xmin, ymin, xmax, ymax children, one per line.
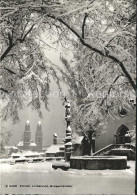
<box><xmin>19</xmin><ymin>120</ymin><xmax>42</xmax><ymax>151</ymax></box>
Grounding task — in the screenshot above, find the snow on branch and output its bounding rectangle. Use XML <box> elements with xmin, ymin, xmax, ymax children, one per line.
<box><xmin>46</xmin><ymin>15</ymin><xmax>135</xmax><ymax>91</ymax></box>
<box><xmin>82</xmin><ymin>13</ymin><xmax>88</xmax><ymax>39</ymax></box>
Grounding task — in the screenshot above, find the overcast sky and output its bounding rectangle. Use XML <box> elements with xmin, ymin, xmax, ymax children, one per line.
<box><xmin>3</xmin><ymin>34</ymin><xmax>73</xmax><ymax>147</ymax></box>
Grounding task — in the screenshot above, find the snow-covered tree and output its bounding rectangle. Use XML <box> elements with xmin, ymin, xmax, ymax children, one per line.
<box><xmin>0</xmin><ymin>125</ymin><xmax>12</xmax><ymax>153</ymax></box>
<box><xmin>0</xmin><ymin>0</ymin><xmax>136</xmax><ymax>133</ymax></box>
<box><xmin>44</xmin><ymin>0</ymin><xmax>136</xmax><ymax>138</ymax></box>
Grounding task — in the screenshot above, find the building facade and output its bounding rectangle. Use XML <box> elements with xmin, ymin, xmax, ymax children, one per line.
<box><xmin>17</xmin><ymin>121</ymin><xmax>43</xmax><ymax>151</ymax></box>
<box><xmin>95</xmin><ymin>107</ymin><xmax>136</xmax><ymax>151</ymax></box>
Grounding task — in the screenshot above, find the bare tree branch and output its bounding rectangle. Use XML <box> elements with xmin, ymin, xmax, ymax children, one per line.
<box><xmin>17</xmin><ymin>24</ymin><xmax>35</xmax><ymax>43</ymax></box>
<box><xmin>100</xmin><ymin>75</ymin><xmax>122</xmax><ymax>106</ymax></box>
<box><xmin>4</xmin><ymin>67</ymin><xmax>18</xmax><ymax>76</ymax></box>
<box><xmin>82</xmin><ymin>13</ymin><xmax>88</xmax><ymax>39</ymax></box>
<box><xmin>0</xmin><ymin>24</ymin><xmax>35</xmax><ymax>62</ymax></box>
<box><xmin>0</xmin><ymin>88</ymin><xmax>9</xmax><ymax>94</ymax></box>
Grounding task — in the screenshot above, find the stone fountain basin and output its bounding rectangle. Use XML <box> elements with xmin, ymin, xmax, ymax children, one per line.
<box><xmin>70</xmin><ymin>156</ymin><xmax>127</xmax><ymax>170</ymax></box>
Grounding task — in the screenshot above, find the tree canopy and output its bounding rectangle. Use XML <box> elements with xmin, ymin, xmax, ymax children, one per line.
<box><xmin>0</xmin><ymin>0</ymin><xmax>136</xmax><ymax>137</ymax></box>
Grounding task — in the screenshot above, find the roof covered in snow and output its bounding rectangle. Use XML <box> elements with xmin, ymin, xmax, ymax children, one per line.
<box><xmin>11</xmin><ymin>152</ymin><xmax>22</xmax><ymax>157</ymax></box>
<box><xmin>45</xmin><ymin>144</ymin><xmax>64</xmax><ymax>154</ymax></box>
<box><xmin>29</xmin><ymin>142</ymin><xmax>37</xmax><ymax>146</ymax></box>
<box><xmin>12</xmin><ymin>146</ymin><xmax>18</xmax><ymax>149</ymax></box>
<box><xmin>11</xmin><ymin>151</ymin><xmax>41</xmax><ymax>157</ymax></box>
<box><xmin>17</xmin><ymin>141</ymin><xmax>24</xmax><ymax>147</ymax></box>
<box><xmin>5</xmin><ymin>146</ymin><xmax>18</xmax><ymax>150</ymax></box>
<box><xmin>72</xmin><ymin>136</ymin><xmax>84</xmax><ymax>144</ymax></box>
<box><xmin>21</xmin><ymin>151</ymin><xmax>40</xmax><ymax>155</ymax></box>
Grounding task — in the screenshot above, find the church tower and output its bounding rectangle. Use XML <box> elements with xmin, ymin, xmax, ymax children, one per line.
<box><xmin>35</xmin><ymin>121</ymin><xmax>42</xmax><ymax>151</ymax></box>
<box><xmin>23</xmin><ymin>120</ymin><xmax>31</xmax><ymax>150</ymax></box>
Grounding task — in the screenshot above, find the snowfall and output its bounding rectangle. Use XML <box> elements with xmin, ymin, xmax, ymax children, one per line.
<box><xmin>0</xmin><ymin>160</ymin><xmax>135</xmax><ymax>194</ymax></box>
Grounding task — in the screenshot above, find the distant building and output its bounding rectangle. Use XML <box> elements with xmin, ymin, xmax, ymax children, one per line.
<box><xmin>45</xmin><ymin>133</ymin><xmax>64</xmax><ymax>157</ymax></box>
<box><xmin>17</xmin><ymin>121</ymin><xmax>43</xmax><ymax>152</ymax></box>
<box><xmin>46</xmin><ymin>145</ymin><xmax>64</xmax><ymax>157</ymax></box>
<box><xmin>23</xmin><ymin>120</ymin><xmax>31</xmax><ymax>150</ymax></box>
<box><xmin>5</xmin><ymin>146</ymin><xmax>18</xmax><ymax>154</ymax></box>
<box><xmin>17</xmin><ymin>141</ymin><xmax>24</xmax><ymax>150</ymax></box>
<box><xmin>35</xmin><ymin>121</ymin><xmax>42</xmax><ymax>151</ymax></box>
<box><xmin>29</xmin><ymin>141</ymin><xmax>37</xmax><ymax>151</ymax></box>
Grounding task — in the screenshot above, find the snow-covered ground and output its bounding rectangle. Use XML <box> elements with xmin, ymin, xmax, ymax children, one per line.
<box><xmin>0</xmin><ymin>160</ymin><xmax>135</xmax><ymax>194</ymax></box>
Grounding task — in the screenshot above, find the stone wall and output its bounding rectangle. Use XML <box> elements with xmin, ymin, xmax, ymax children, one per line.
<box><xmin>111</xmin><ymin>149</ymin><xmax>136</xmax><ymax>160</ymax></box>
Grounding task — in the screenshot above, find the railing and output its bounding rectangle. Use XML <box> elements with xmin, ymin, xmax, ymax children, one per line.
<box><xmin>93</xmin><ymin>144</ymin><xmax>114</xmax><ymax>156</ymax></box>
<box><xmin>93</xmin><ymin>144</ymin><xmax>136</xmax><ymax>156</ymax></box>
<box><xmin>124</xmin><ymin>144</ymin><xmax>136</xmax><ymax>152</ymax></box>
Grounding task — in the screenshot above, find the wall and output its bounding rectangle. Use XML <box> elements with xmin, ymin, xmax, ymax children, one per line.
<box><xmin>95</xmin><ymin>107</ymin><xmax>136</xmax><ymax>151</ymax></box>
<box><xmin>72</xmin><ymin>144</ymin><xmax>83</xmax><ymax>156</ymax></box>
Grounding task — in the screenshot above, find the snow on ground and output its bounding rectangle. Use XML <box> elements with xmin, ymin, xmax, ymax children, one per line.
<box><xmin>0</xmin><ymin>161</ymin><xmax>53</xmax><ymax>173</ymax></box>
<box><xmin>0</xmin><ymin>160</ymin><xmax>135</xmax><ymax>176</ymax></box>
<box><xmin>0</xmin><ymin>160</ymin><xmax>135</xmax><ymax>194</ymax></box>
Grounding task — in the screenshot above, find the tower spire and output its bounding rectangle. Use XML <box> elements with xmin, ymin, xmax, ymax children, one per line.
<box><xmin>23</xmin><ymin>120</ymin><xmax>31</xmax><ymax>150</ymax></box>
<box><xmin>25</xmin><ymin>120</ymin><xmax>30</xmax><ymax>131</ymax></box>
<box><xmin>35</xmin><ymin>121</ymin><xmax>42</xmax><ymax>151</ymax></box>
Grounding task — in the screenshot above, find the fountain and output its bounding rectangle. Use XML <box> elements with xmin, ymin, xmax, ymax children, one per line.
<box><xmin>52</xmin><ymin>98</ymin><xmax>128</xmax><ymax>170</ymax></box>
<box><xmin>70</xmin><ymin>156</ymin><xmax>127</xmax><ymax>170</ymax></box>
